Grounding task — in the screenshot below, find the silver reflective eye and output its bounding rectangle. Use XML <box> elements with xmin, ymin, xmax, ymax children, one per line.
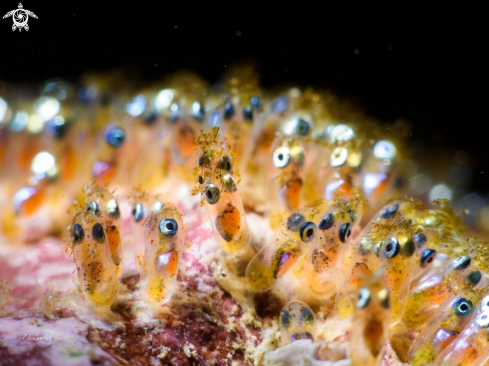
<box><xmin>420</xmin><ymin>249</ymin><xmax>436</xmax><ymax>268</ymax></box>
<box><xmin>476</xmin><ymin>311</ymin><xmax>489</xmax><ymax>328</ymax></box>
<box><xmin>92</xmin><ymin>223</ymin><xmax>105</xmax><ymax>243</ymax></box>
<box><xmin>339</xmin><ymin>223</ymin><xmax>352</xmax><ymax>243</ymax></box>
<box><xmin>328</xmin><ymin>124</ymin><xmax>355</xmax><ymax>143</ymax></box>
<box><xmin>191</xmin><ymin>101</ymin><xmax>204</xmax><ymax>121</ymax></box>
<box><xmin>159</xmin><ymin>217</ymin><xmax>178</xmax><ymax>237</ymax></box>
<box><xmin>294</xmin><ymin>119</ymin><xmax>310</xmax><ymax>136</ymax></box>
<box><xmin>204</xmin><ymin>183</ymin><xmax>220</xmax><ymax>204</ymax></box>
<box><xmin>106</xmin><ymin>199</ymin><xmax>120</xmax><ymax>219</ymax></box>
<box><xmin>152</xmin><ymin>201</ymin><xmax>163</xmax><ymax>213</ymax></box>
<box><xmin>0</xmin><ymin>97</ymin><xmax>8</xmax><ymax>123</ymax></box>
<box><xmin>273</xmin><ymin>146</ymin><xmax>291</xmax><ymax>168</ymax></box>
<box><xmin>126</xmin><ymin>94</ymin><xmax>147</xmax><ymax>116</ymax></box>
<box><xmin>452</xmin><ymin>256</ymin><xmax>471</xmax><ymax>270</ymax></box>
<box><xmin>155</xmin><ymin>89</ymin><xmax>175</xmax><ymax>110</ymax></box>
<box><xmin>300</xmin><ymin>222</ymin><xmax>317</xmax><ymax>243</ymax></box>
<box><xmin>318</xmin><ymin>213</ymin><xmax>334</xmax><ymax>230</ymax></box>
<box><xmin>169</xmin><ymin>102</ymin><xmax>180</xmax><ymax>122</ymax></box>
<box><xmin>217</xmin><ymin>156</ymin><xmax>232</xmax><ymax>172</ymax></box>
<box><xmin>380</xmin><ymin>203</ymin><xmax>398</xmax><ymax>219</ymax></box>
<box><xmin>357</xmin><ymin>288</ymin><xmax>371</xmax><ymax>308</ymax></box>
<box><xmin>374</xmin><ymin>140</ymin><xmax>396</xmax><ymax>160</ymax></box>
<box><xmin>382</xmin><ymin>237</ymin><xmax>400</xmax><ymax>258</ymax></box>
<box><xmin>87</xmin><ymin>201</ymin><xmax>101</xmax><ymax>216</ymax></box>
<box><xmin>330</xmin><ymin>147</ymin><xmax>348</xmax><ymax>167</ymax></box>
<box><xmin>378</xmin><ymin>289</ymin><xmax>389</xmax><ymax>309</ymax></box>
<box><xmin>221</xmin><ymin>173</ymin><xmax>237</xmax><ymax>192</ymax></box>
<box><xmin>132</xmin><ymin>203</ymin><xmax>146</xmax><ymax>223</ymax></box>
<box><xmin>414</xmin><ymin>233</ymin><xmax>427</xmax><ymax>248</ymax></box>
<box><xmin>31</xmin><ymin>151</ymin><xmax>56</xmax><ymax>176</ymax></box>
<box><xmin>481</xmin><ymin>296</ymin><xmax>489</xmax><ymax>312</ymax></box>
<box><xmin>286</xmin><ymin>213</ymin><xmax>306</xmax><ymax>232</ymax></box>
<box><xmin>105</xmin><ymin>127</ymin><xmax>125</xmax><ymax>148</ymax></box>
<box><xmin>72</xmin><ymin>223</ymin><xmax>84</xmax><ymax>244</ymax></box>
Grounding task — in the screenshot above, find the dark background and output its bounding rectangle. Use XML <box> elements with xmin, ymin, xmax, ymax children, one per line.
<box><xmin>1</xmin><ymin>2</ymin><xmax>487</xmax><ymax>192</ymax></box>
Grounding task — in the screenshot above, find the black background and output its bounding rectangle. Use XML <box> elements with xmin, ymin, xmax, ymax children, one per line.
<box><xmin>1</xmin><ymin>2</ymin><xmax>487</xmax><ymax>192</ymax></box>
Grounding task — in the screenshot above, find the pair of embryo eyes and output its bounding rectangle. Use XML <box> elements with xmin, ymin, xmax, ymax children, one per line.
<box><xmin>202</xmin><ymin>173</ymin><xmax>237</xmax><ymax>204</ymax></box>
<box><xmin>285</xmin><ymin>212</ymin><xmax>352</xmax><ymax>244</ymax></box>
<box><xmin>131</xmin><ymin>203</ymin><xmax>179</xmax><ymax>238</ymax></box>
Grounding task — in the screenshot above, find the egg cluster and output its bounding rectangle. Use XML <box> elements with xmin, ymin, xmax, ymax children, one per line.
<box><xmin>1</xmin><ymin>67</ymin><xmax>488</xmax><ymax>365</ymax></box>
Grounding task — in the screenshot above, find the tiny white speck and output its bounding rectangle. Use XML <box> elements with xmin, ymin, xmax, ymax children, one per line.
<box><xmin>354</xmin><ymin>49</ymin><xmax>360</xmax><ymax>55</ymax></box>
<box><xmin>236</xmin><ymin>30</ymin><xmax>242</xmax><ymax>36</ymax></box>
<box><xmin>155</xmin><ymin>64</ymin><xmax>158</xmax><ymax>67</ymax></box>
<box><xmin>174</xmin><ymin>26</ymin><xmax>178</xmax><ymax>28</ymax></box>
